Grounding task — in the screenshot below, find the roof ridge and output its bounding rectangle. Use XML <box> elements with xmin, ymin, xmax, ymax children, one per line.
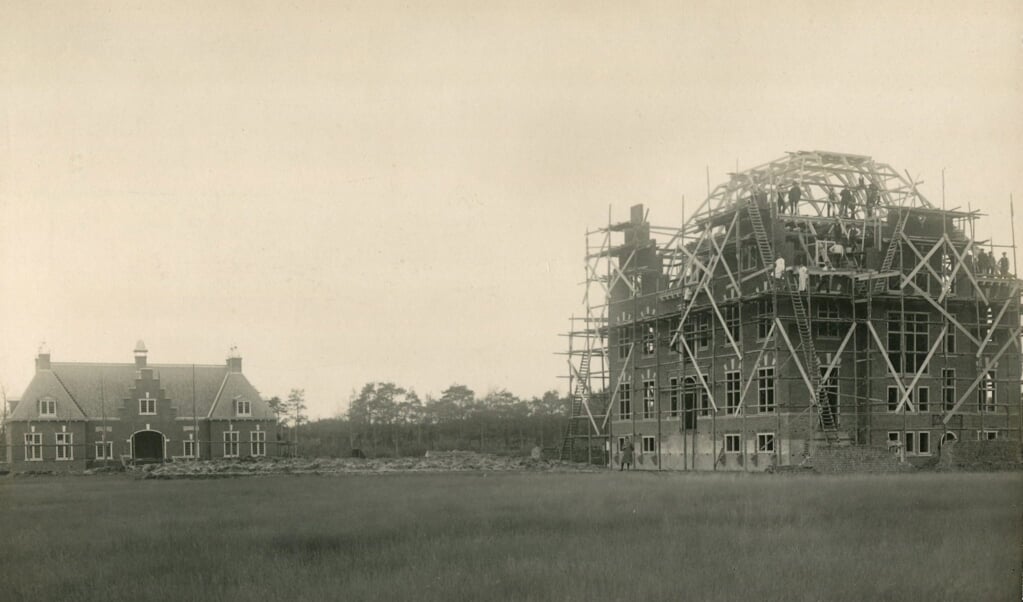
<box><xmin>52</xmin><ymin>361</ymin><xmax>225</xmax><ymax>368</ymax></box>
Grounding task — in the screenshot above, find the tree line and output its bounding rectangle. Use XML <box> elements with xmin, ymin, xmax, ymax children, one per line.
<box><xmin>269</xmin><ymin>384</ymin><xmax>571</xmax><ymax>458</ymax></box>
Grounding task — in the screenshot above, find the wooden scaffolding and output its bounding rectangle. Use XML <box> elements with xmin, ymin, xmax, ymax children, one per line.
<box><xmin>561</xmin><ymin>150</ymin><xmax>1022</xmax><ymax>468</ymax></box>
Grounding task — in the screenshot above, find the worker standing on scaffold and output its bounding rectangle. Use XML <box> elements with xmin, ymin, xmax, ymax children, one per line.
<box><xmin>999</xmin><ymin>252</ymin><xmax>1010</xmax><ymax>278</ymax></box>
<box><xmin>840</xmin><ymin>187</ymin><xmax>855</xmax><ymax>218</ymax></box>
<box><xmin>788</xmin><ymin>183</ymin><xmax>801</xmax><ymax>215</ymax></box>
<box><xmin>866</xmin><ymin>183</ymin><xmax>879</xmax><ymax>218</ymax></box>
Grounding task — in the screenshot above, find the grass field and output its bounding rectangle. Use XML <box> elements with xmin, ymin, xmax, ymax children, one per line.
<box><xmin>1</xmin><ymin>471</ymin><xmax>1020</xmax><ymax>601</ymax></box>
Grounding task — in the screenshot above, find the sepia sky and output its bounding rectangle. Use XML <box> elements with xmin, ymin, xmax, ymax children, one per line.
<box><xmin>2</xmin><ymin>1</ymin><xmax>1021</xmax><ymax>418</ymax></box>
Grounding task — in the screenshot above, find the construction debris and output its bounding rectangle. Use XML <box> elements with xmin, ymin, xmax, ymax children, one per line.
<box><xmin>129</xmin><ymin>452</ymin><xmax>601</xmax><ymax>479</ymax></box>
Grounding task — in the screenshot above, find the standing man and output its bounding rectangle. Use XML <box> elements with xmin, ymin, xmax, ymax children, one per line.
<box><xmin>999</xmin><ymin>252</ymin><xmax>1010</xmax><ymax>278</ymax></box>
<box><xmin>620</xmin><ymin>437</ymin><xmax>634</xmax><ymax>471</ymax></box>
<box><xmin>827</xmin><ymin>189</ymin><xmax>838</xmax><ymax>217</ymax></box>
<box><xmin>776</xmin><ymin>188</ymin><xmax>786</xmax><ymax>214</ymax></box>
<box><xmin>788</xmin><ymin>183</ymin><xmax>801</xmax><ymax>215</ymax></box>
<box><xmin>840</xmin><ymin>187</ymin><xmax>855</xmax><ymax>218</ymax></box>
<box><xmin>866</xmin><ymin>183</ymin><xmax>880</xmax><ymax>218</ymax></box>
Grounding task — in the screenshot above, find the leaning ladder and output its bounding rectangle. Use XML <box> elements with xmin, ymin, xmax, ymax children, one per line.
<box><xmin>559</xmin><ymin>353</ymin><xmax>592</xmax><ymax>461</ymax></box>
<box><xmin>872</xmin><ymin>209</ymin><xmax>911</xmax><ymax>293</ymax></box>
<box><xmin>746</xmin><ymin>199</ymin><xmax>838</xmax><ymax>439</ymax></box>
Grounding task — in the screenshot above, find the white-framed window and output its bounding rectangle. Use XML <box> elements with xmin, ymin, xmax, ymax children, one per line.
<box><xmin>887</xmin><ymin>386</ymin><xmax>900</xmax><ymax>413</ymax></box>
<box><xmin>667</xmin><ymin>317</ymin><xmax>682</xmax><ymax>357</ymax></box>
<box><xmin>944</xmin><ymin>327</ymin><xmax>956</xmax><ymax>354</ymax></box>
<box><xmin>235</xmin><ymin>399</ymin><xmax>251</xmax><ymax>417</ymax></box>
<box><xmin>250</xmin><ymin>431</ymin><xmax>266</xmax><ymax>457</ymax></box>
<box><xmin>24</xmin><ymin>432</ymin><xmax>42</xmax><ymax>461</ymax></box>
<box><xmin>757</xmin><ymin>367</ymin><xmax>775</xmax><ymax>413</ymax></box>
<box><xmin>668</xmin><ymin>377</ymin><xmax>680</xmax><ymax>418</ymax></box>
<box><xmin>898</xmin><ymin>431</ymin><xmax>932</xmax><ymax>456</ymax></box>
<box><xmin>918</xmin><ymin>431</ymin><xmax>931</xmax><ymax>455</ymax></box>
<box><xmin>978</xmin><ymin>430</ymin><xmax>999</xmax><ymax>440</ymax></box>
<box><xmin>182</xmin><ymin>433</ymin><xmax>196</xmax><ymax>458</ymax></box>
<box><xmin>724</xmin><ymin>304</ymin><xmax>740</xmax><ymax>342</ymax></box>
<box><xmin>641</xmin><ymin>323</ymin><xmax>656</xmax><ymax>357</ymax></box>
<box><xmin>724</xmin><ymin>433</ymin><xmax>740</xmax><ymax>453</ymax></box>
<box><xmin>756</xmin><ymin>299</ymin><xmax>772</xmax><ymax>340</ymax></box>
<box><xmin>916</xmin><ymin>387</ymin><xmax>929</xmax><ymax>413</ymax></box>
<box><xmin>684</xmin><ymin>312</ymin><xmax>711</xmax><ymax>352</ymax></box>
<box><xmin>618</xmin><ymin>326</ymin><xmax>632</xmax><ymax>360</ymax></box>
<box><xmin>618</xmin><ymin>383</ymin><xmax>631</xmax><ymax>420</ymax></box>
<box><xmin>942</xmin><ymin>369</ymin><xmax>955</xmax><ymax>411</ymax></box>
<box><xmin>886</xmin><ymin>311</ymin><xmax>929</xmax><ymax>374</ymax></box>
<box><xmin>642</xmin><ymin>380</ymin><xmax>656</xmax><ymax>420</ymax></box>
<box><xmin>139</xmin><ymin>393</ymin><xmax>157</xmax><ymax>415</ymax></box>
<box><xmin>814</xmin><ymin>301</ymin><xmax>843</xmax><ymax>338</ymax></box>
<box><xmin>725</xmin><ymin>370</ymin><xmax>740</xmax><ymax>415</ymax></box>
<box><xmin>95</xmin><ymin>440</ymin><xmax>114</xmax><ymax>460</ymax></box>
<box><xmin>39</xmin><ymin>398</ymin><xmax>57</xmax><ymax>417</ymax></box>
<box><xmin>55</xmin><ymin>432</ymin><xmax>73</xmax><ymax>461</ymax></box>
<box><xmin>641</xmin><ymin>436</ymin><xmax>655</xmax><ymax>453</ymax></box>
<box><xmin>698</xmin><ymin>386</ymin><xmax>710</xmax><ymax>418</ymax></box>
<box><xmin>977</xmin><ymin>371</ymin><xmax>995</xmax><ymax>412</ymax></box>
<box><xmin>618</xmin><ymin>437</ymin><xmax>627</xmax><ymax>452</ymax></box>
<box><xmin>223</xmin><ymin>430</ymin><xmax>239</xmax><ymax>458</ymax></box>
<box><xmin>887</xmin><ymin>431</ymin><xmax>901</xmax><ymax>448</ymax></box>
<box><xmin>756</xmin><ymin>432</ymin><xmax>775</xmax><ymax>453</ymax></box>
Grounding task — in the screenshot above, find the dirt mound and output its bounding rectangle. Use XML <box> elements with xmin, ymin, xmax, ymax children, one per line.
<box><xmin>131</xmin><ymin>452</ymin><xmax>600</xmax><ymax>479</ymax></box>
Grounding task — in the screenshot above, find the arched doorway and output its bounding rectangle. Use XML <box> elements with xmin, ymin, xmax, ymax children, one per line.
<box><xmin>132</xmin><ymin>430</ymin><xmax>164</xmax><ymax>461</ymax></box>
<box><xmin>940</xmin><ymin>432</ymin><xmax>958</xmax><ymax>449</ymax></box>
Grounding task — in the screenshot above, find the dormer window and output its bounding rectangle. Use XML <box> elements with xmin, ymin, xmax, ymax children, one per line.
<box><xmin>39</xmin><ymin>398</ymin><xmax>56</xmax><ymax>417</ymax></box>
<box><xmin>235</xmin><ymin>399</ymin><xmax>251</xmax><ymax>417</ymax></box>
<box><xmin>139</xmin><ymin>393</ymin><xmax>157</xmax><ymax>415</ymax></box>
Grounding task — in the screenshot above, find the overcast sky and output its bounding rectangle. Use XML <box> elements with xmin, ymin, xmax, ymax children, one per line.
<box><xmin>2</xmin><ymin>1</ymin><xmax>1021</xmax><ymax>418</ymax></box>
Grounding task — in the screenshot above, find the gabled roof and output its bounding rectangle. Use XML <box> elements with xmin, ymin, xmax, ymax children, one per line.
<box><xmin>208</xmin><ymin>373</ymin><xmax>273</xmax><ymax>419</ymax></box>
<box><xmin>9</xmin><ymin>362</ymin><xmax>267</xmax><ymax>421</ymax></box>
<box><xmin>11</xmin><ymin>370</ymin><xmax>86</xmax><ymax>421</ymax></box>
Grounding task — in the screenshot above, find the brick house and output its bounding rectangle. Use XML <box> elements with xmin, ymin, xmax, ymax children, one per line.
<box><xmin>4</xmin><ymin>342</ymin><xmax>279</xmax><ymax>471</ymax></box>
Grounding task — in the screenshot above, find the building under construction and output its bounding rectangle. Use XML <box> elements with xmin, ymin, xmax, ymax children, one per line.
<box><xmin>561</xmin><ymin>151</ymin><xmax>1022</xmax><ymax>470</ymax></box>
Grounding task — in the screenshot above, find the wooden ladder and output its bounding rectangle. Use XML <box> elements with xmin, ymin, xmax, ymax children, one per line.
<box><xmin>784</xmin><ymin>276</ymin><xmax>838</xmax><ymax>436</ymax></box>
<box><xmin>559</xmin><ymin>353</ymin><xmax>591</xmax><ymax>461</ymax></box>
<box><xmin>746</xmin><ymin>198</ymin><xmax>838</xmax><ymax>439</ymax></box>
<box><xmin>872</xmin><ymin>209</ymin><xmax>911</xmax><ymax>293</ymax></box>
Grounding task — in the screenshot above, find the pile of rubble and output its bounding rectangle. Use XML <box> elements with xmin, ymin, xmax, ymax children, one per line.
<box><xmin>131</xmin><ymin>451</ymin><xmax>600</xmax><ymax>479</ymax></box>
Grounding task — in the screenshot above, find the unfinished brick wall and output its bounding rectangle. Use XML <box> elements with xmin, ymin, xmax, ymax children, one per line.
<box><xmin>810</xmin><ymin>446</ymin><xmax>915</xmax><ymax>474</ymax></box>
<box><xmin>937</xmin><ymin>441</ymin><xmax>1023</xmax><ymax>471</ymax></box>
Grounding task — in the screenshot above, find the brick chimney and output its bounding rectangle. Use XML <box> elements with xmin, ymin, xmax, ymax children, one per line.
<box><xmin>134</xmin><ymin>340</ymin><xmax>148</xmax><ymax>369</ymax></box>
<box><xmin>227</xmin><ymin>346</ymin><xmax>242</xmax><ymax>373</ymax></box>
<box><xmin>36</xmin><ymin>342</ymin><xmax>51</xmax><ymax>371</ymax></box>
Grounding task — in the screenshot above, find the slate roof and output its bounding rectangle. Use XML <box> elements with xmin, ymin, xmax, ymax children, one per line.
<box><xmin>9</xmin><ymin>362</ymin><xmax>271</xmax><ymax>421</ymax></box>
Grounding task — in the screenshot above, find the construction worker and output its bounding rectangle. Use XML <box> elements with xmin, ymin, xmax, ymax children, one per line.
<box><xmin>999</xmin><ymin>252</ymin><xmax>1010</xmax><ymax>278</ymax></box>
<box><xmin>866</xmin><ymin>183</ymin><xmax>879</xmax><ymax>218</ymax></box>
<box><xmin>840</xmin><ymin>188</ymin><xmax>855</xmax><ymax>218</ymax></box>
<box><xmin>826</xmin><ymin>189</ymin><xmax>838</xmax><ymax>217</ymax></box>
<box><xmin>977</xmin><ymin>249</ymin><xmax>991</xmax><ymax>276</ymax></box>
<box><xmin>776</xmin><ymin>189</ymin><xmax>786</xmax><ymax>214</ymax></box>
<box><xmin>620</xmin><ymin>437</ymin><xmax>634</xmax><ymax>471</ymax></box>
<box><xmin>788</xmin><ymin>183</ymin><xmax>801</xmax><ymax>215</ymax></box>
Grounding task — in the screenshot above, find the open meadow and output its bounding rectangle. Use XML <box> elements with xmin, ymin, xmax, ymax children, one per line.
<box><xmin>1</xmin><ymin>471</ymin><xmax>1020</xmax><ymax>601</ymax></box>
